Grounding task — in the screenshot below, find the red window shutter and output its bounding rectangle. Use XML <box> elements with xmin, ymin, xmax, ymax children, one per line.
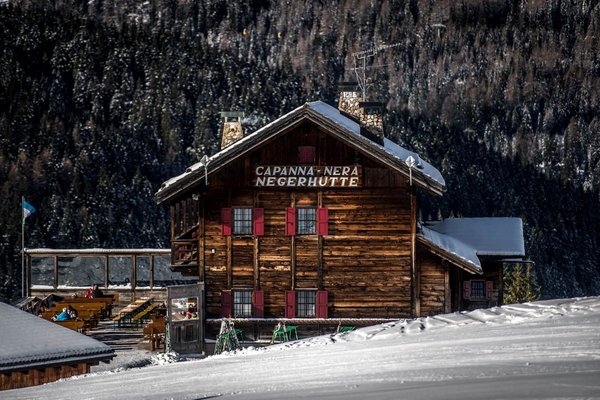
<box><xmin>316</xmin><ymin>290</ymin><xmax>328</xmax><ymax>318</ymax></box>
<box><xmin>253</xmin><ymin>208</ymin><xmax>264</xmax><ymax>236</ymax></box>
<box><xmin>252</xmin><ymin>290</ymin><xmax>264</xmax><ymax>318</ymax></box>
<box><xmin>486</xmin><ymin>281</ymin><xmax>494</xmax><ymax>300</ymax></box>
<box><xmin>317</xmin><ymin>207</ymin><xmax>329</xmax><ymax>236</ymax></box>
<box><xmin>298</xmin><ymin>146</ymin><xmax>315</xmax><ymax>164</ymax></box>
<box><xmin>463</xmin><ymin>280</ymin><xmax>471</xmax><ymax>300</ymax></box>
<box><xmin>221</xmin><ymin>290</ymin><xmax>232</xmax><ymax>318</ymax></box>
<box><xmin>285</xmin><ymin>290</ymin><xmax>296</xmax><ymax>318</ymax></box>
<box><xmin>285</xmin><ymin>208</ymin><xmax>296</xmax><ymax>236</ymax></box>
<box><xmin>221</xmin><ymin>208</ymin><xmax>232</xmax><ymax>236</ymax></box>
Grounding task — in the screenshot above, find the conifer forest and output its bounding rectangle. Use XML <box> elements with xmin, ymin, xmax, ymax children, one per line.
<box><xmin>1</xmin><ymin>0</ymin><xmax>600</xmax><ymax>302</ymax></box>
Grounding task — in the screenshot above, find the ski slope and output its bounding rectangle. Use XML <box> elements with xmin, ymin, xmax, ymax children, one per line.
<box><xmin>5</xmin><ymin>297</ymin><xmax>600</xmax><ymax>399</ymax></box>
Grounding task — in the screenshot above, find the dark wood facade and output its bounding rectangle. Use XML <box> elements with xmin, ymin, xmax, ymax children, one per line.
<box><xmin>158</xmin><ymin>101</ymin><xmax>522</xmax><ymax>341</ymax></box>
<box><xmin>170</xmin><ymin>121</ymin><xmax>421</xmax><ymax>321</ymax></box>
<box><xmin>1</xmin><ymin>363</ymin><xmax>93</xmax><ymax>391</ymax></box>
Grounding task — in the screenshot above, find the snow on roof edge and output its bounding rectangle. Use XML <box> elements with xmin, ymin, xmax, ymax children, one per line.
<box><xmin>418</xmin><ymin>225</ymin><xmax>482</xmax><ymax>273</ymax></box>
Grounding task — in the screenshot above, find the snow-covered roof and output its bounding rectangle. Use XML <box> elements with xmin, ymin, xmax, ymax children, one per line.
<box><xmin>418</xmin><ymin>217</ymin><xmax>525</xmax><ymax>274</ymax></box>
<box><xmin>425</xmin><ymin>218</ymin><xmax>525</xmax><ymax>257</ymax></box>
<box><xmin>156</xmin><ymin>101</ymin><xmax>445</xmax><ymax>203</ymax></box>
<box><xmin>419</xmin><ymin>223</ymin><xmax>482</xmax><ymax>274</ymax></box>
<box><xmin>0</xmin><ymin>302</ymin><xmax>114</xmax><ymax>373</ymax></box>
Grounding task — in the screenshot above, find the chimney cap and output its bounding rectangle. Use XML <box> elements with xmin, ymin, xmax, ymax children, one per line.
<box><xmin>219</xmin><ymin>111</ymin><xmax>245</xmax><ymax>119</ymax></box>
<box><xmin>359</xmin><ymin>101</ymin><xmax>385</xmax><ymax>114</ymax></box>
<box><xmin>338</xmin><ymin>81</ymin><xmax>360</xmax><ymax>91</ymax></box>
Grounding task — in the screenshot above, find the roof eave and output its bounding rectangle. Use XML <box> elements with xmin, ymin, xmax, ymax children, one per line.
<box><xmin>156</xmin><ymin>102</ymin><xmax>446</xmax><ymax>203</ymax></box>
<box><xmin>0</xmin><ymin>351</ymin><xmax>115</xmax><ymax>373</ymax></box>
<box><xmin>156</xmin><ymin>107</ymin><xmax>309</xmax><ymax>204</ymax></box>
<box><xmin>417</xmin><ymin>235</ymin><xmax>483</xmax><ymax>275</ymax></box>
<box><xmin>304</xmin><ymin>109</ymin><xmax>445</xmax><ymax>196</ymax></box>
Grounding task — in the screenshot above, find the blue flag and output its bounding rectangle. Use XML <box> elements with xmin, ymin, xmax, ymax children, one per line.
<box><xmin>22</xmin><ymin>199</ymin><xmax>36</xmax><ymax>222</ymax></box>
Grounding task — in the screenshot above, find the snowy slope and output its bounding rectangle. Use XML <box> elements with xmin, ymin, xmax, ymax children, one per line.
<box><xmin>4</xmin><ymin>297</ymin><xmax>600</xmax><ymax>399</ymax></box>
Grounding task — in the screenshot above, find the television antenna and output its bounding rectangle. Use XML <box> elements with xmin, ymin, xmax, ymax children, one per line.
<box><xmin>352</xmin><ymin>42</ymin><xmax>402</xmax><ymax>99</ymax></box>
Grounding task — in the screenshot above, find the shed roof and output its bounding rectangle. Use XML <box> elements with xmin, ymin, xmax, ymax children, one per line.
<box><xmin>0</xmin><ymin>302</ymin><xmax>114</xmax><ymax>373</ymax></box>
<box><xmin>156</xmin><ymin>101</ymin><xmax>445</xmax><ymax>203</ymax></box>
<box><xmin>417</xmin><ymin>217</ymin><xmax>525</xmax><ymax>275</ymax></box>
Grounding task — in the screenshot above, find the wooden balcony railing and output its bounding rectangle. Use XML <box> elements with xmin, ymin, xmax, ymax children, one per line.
<box><xmin>172</xmin><ymin>240</ymin><xmax>199</xmax><ymax>266</ymax></box>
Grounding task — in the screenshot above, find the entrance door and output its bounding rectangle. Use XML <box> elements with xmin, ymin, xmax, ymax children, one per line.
<box><xmin>166</xmin><ymin>283</ymin><xmax>204</xmax><ymax>354</ymax></box>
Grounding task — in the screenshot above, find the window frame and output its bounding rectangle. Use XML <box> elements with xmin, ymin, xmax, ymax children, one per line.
<box><xmin>470</xmin><ymin>280</ymin><xmax>486</xmax><ymax>299</ymax></box>
<box><xmin>232</xmin><ymin>207</ymin><xmax>253</xmax><ymax>235</ymax></box>
<box><xmin>296</xmin><ymin>290</ymin><xmax>317</xmax><ymax>318</ymax></box>
<box><xmin>232</xmin><ymin>290</ymin><xmax>253</xmax><ymax>318</ymax></box>
<box><xmin>296</xmin><ymin>207</ymin><xmax>317</xmax><ymax>235</ymax></box>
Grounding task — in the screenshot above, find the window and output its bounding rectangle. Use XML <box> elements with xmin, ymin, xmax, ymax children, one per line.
<box><xmin>298</xmin><ymin>146</ymin><xmax>315</xmax><ymax>164</ymax></box>
<box><xmin>233</xmin><ymin>290</ymin><xmax>252</xmax><ymax>318</ymax></box>
<box><xmin>297</xmin><ymin>208</ymin><xmax>316</xmax><ymax>234</ymax></box>
<box><xmin>222</xmin><ymin>208</ymin><xmax>264</xmax><ymax>236</ymax></box>
<box><xmin>222</xmin><ymin>290</ymin><xmax>263</xmax><ymax>318</ymax></box>
<box><xmin>470</xmin><ymin>280</ymin><xmax>485</xmax><ymax>298</ymax></box>
<box><xmin>286</xmin><ymin>207</ymin><xmax>328</xmax><ymax>236</ymax></box>
<box><xmin>296</xmin><ymin>291</ymin><xmax>316</xmax><ymax>318</ymax></box>
<box><xmin>233</xmin><ymin>208</ymin><xmax>253</xmax><ymax>235</ymax></box>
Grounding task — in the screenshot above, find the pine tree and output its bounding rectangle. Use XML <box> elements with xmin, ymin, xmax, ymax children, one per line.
<box><xmin>503</xmin><ymin>263</ymin><xmax>541</xmax><ymax>304</ymax></box>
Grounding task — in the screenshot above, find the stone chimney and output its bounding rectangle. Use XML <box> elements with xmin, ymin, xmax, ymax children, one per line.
<box><xmin>338</xmin><ymin>82</ymin><xmax>362</xmax><ymax>118</ymax></box>
<box><xmin>337</xmin><ymin>82</ymin><xmax>384</xmax><ymax>145</ymax></box>
<box><xmin>358</xmin><ymin>101</ymin><xmax>384</xmax><ymax>145</ymax></box>
<box><xmin>220</xmin><ymin>111</ymin><xmax>245</xmax><ymax>150</ymax></box>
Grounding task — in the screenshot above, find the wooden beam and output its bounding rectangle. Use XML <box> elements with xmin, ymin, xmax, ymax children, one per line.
<box><xmin>227</xmin><ymin>187</ymin><xmax>232</xmax><ymax>289</ymax></box>
<box><xmin>291</xmin><ymin>192</ymin><xmax>296</xmax><ymax>289</ymax></box>
<box><xmin>53</xmin><ymin>255</ymin><xmax>58</xmax><ymax>289</ymax></box>
<box><xmin>254</xmin><ymin>191</ymin><xmax>260</xmax><ymax>290</ymax></box>
<box><xmin>410</xmin><ymin>186</ymin><xmax>417</xmax><ymax>317</ymax></box>
<box><xmin>317</xmin><ymin>190</ymin><xmax>323</xmax><ymax>289</ymax></box>
<box><xmin>444</xmin><ymin>260</ymin><xmax>451</xmax><ymax>313</ymax></box>
<box><xmin>199</xmin><ymin>195</ymin><xmax>205</xmax><ymax>282</ymax></box>
<box><xmin>226</xmin><ymin>235</ymin><xmax>232</xmax><ymax>290</ymax></box>
<box><xmin>150</xmin><ymin>254</ymin><xmax>155</xmax><ymax>288</ymax></box>
<box><xmin>132</xmin><ymin>255</ymin><xmax>137</xmax><ymax>293</ymax></box>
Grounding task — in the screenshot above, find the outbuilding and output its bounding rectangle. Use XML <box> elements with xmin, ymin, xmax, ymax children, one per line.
<box><xmin>0</xmin><ymin>302</ymin><xmax>114</xmax><ymax>390</ymax></box>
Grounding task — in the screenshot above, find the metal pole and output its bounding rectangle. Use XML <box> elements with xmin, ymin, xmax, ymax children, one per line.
<box><xmin>21</xmin><ymin>196</ymin><xmax>25</xmax><ymax>298</ymax></box>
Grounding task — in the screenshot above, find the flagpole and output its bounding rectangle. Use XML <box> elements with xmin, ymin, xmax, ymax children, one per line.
<box><xmin>21</xmin><ymin>196</ymin><xmax>25</xmax><ymax>298</ymax></box>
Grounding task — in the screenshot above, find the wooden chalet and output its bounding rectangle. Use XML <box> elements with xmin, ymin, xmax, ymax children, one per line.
<box><xmin>156</xmin><ymin>86</ymin><xmax>526</xmax><ymax>341</ymax></box>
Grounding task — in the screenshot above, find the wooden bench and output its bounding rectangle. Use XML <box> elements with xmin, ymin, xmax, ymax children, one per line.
<box><xmin>55</xmin><ymin>302</ymin><xmax>107</xmax><ymax>313</ymax></box>
<box><xmin>59</xmin><ymin>298</ymin><xmax>113</xmax><ymax>317</ymax></box>
<box><xmin>51</xmin><ymin>304</ymin><xmax>105</xmax><ymax>322</ymax></box>
<box><xmin>53</xmin><ymin>319</ymin><xmax>86</xmax><ymax>333</ymax></box>
<box><xmin>44</xmin><ymin>304</ymin><xmax>103</xmax><ymax>329</ymax></box>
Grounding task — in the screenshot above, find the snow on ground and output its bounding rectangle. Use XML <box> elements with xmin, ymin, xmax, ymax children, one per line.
<box><xmin>5</xmin><ymin>297</ymin><xmax>600</xmax><ymax>399</ymax></box>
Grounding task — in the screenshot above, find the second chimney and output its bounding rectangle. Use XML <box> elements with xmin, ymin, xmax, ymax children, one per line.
<box><xmin>337</xmin><ymin>82</ymin><xmax>384</xmax><ymax>145</ymax></box>
<box><xmin>220</xmin><ymin>111</ymin><xmax>245</xmax><ymax>150</ymax></box>
<box><xmin>358</xmin><ymin>101</ymin><xmax>384</xmax><ymax>145</ymax></box>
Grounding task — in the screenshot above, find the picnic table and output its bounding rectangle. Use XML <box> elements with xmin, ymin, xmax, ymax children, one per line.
<box><xmin>113</xmin><ymin>297</ymin><xmax>155</xmax><ymax>328</ymax></box>
<box><xmin>44</xmin><ymin>302</ymin><xmax>106</xmax><ymax>330</ymax></box>
<box><xmin>66</xmin><ymin>295</ymin><xmax>117</xmax><ymax>316</ymax></box>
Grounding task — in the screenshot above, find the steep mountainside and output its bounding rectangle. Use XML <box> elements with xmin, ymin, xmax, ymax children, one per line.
<box><xmin>1</xmin><ymin>0</ymin><xmax>599</xmax><ymax>300</ymax></box>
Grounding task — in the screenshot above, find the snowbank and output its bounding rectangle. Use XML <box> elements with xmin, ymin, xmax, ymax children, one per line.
<box><xmin>5</xmin><ymin>297</ymin><xmax>600</xmax><ymax>399</ymax></box>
